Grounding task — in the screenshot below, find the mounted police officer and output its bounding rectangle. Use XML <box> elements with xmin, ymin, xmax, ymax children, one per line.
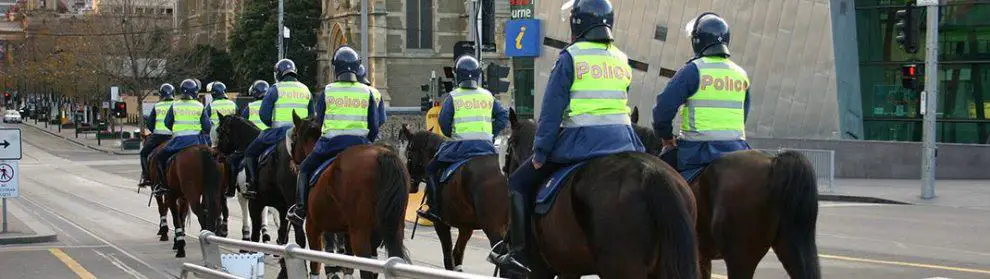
<box><xmin>489</xmin><ymin>0</ymin><xmax>644</xmax><ymax>272</ymax></box>
<box><xmin>207</xmin><ymin>81</ymin><xmax>237</xmax><ymax>146</ymax></box>
<box><xmin>139</xmin><ymin>83</ymin><xmax>176</xmax><ymax>188</ymax></box>
<box><xmin>287</xmin><ymin>46</ymin><xmax>381</xmax><ymax>225</ymax></box>
<box><xmin>416</xmin><ymin>55</ymin><xmax>508</xmax><ymax>222</ymax></box>
<box><xmin>153</xmin><ymin>79</ymin><xmax>211</xmax><ymax>180</ymax></box>
<box><xmin>241</xmin><ymin>59</ymin><xmax>314</xmax><ymax>199</ymax></box>
<box><xmin>241</xmin><ymin>80</ymin><xmax>271</xmax><ymax>129</ymax></box>
<box><xmin>652</xmin><ymin>13</ymin><xmax>750</xmax><ymax>183</ymax></box>
<box><xmin>357</xmin><ymin>64</ymin><xmax>387</xmax><ymax>128</ymax></box>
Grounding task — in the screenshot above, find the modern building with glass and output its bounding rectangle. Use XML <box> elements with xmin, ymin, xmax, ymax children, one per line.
<box><xmin>520</xmin><ymin>0</ymin><xmax>990</xmax><ymax>144</ymax></box>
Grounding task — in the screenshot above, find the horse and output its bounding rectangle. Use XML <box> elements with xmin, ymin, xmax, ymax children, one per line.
<box><xmin>215</xmin><ymin>114</ymin><xmax>276</xmax><ymax>243</ymax></box>
<box><xmin>148</xmin><ymin>143</ymin><xmax>222</xmax><ymax>258</ymax></box>
<box><xmin>288</xmin><ymin>112</ymin><xmax>410</xmax><ymax>279</ymax></box>
<box><xmin>628</xmin><ymin>108</ymin><xmax>821</xmax><ymax>279</ymax></box>
<box><xmin>501</xmin><ymin>108</ymin><xmax>699</xmax><ymax>279</ymax></box>
<box><xmin>399</xmin><ymin>125</ymin><xmax>508</xmax><ymax>272</ymax></box>
<box><xmin>142</xmin><ymin>132</ymin><xmax>172</xmax><ymax>242</ymax></box>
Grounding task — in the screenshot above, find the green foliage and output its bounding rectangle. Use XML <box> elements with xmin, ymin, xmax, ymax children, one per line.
<box><xmin>229</xmin><ymin>0</ymin><xmax>321</xmax><ymax>92</ymax></box>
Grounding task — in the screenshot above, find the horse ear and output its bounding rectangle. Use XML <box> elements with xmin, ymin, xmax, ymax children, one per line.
<box><xmin>400</xmin><ymin>124</ymin><xmax>412</xmax><ymax>141</ymax></box>
<box><xmin>509</xmin><ymin>108</ymin><xmax>518</xmax><ymax>128</ymax></box>
<box><xmin>292</xmin><ymin>110</ymin><xmax>301</xmax><ymax>126</ymax></box>
<box><xmin>630</xmin><ymin>106</ymin><xmax>639</xmax><ymax>125</ymax></box>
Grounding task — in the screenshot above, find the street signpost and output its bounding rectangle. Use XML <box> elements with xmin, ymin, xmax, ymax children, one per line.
<box><xmin>0</xmin><ymin>128</ymin><xmax>21</xmax><ymax>233</ymax></box>
<box><xmin>918</xmin><ymin>0</ymin><xmax>938</xmax><ymax>200</ymax></box>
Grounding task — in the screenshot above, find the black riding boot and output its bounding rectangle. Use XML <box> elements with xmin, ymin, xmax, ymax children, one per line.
<box><xmin>224</xmin><ymin>159</ymin><xmax>237</xmax><ymax>197</ymax></box>
<box><xmin>287</xmin><ymin>171</ymin><xmax>310</xmax><ymax>227</ymax></box>
<box><xmin>416</xmin><ymin>176</ymin><xmax>443</xmax><ymax>222</ymax></box>
<box><xmin>139</xmin><ymin>155</ymin><xmax>152</xmax><ymax>187</ymax></box>
<box><xmin>242</xmin><ymin>157</ymin><xmax>258</xmax><ymax>199</ymax></box>
<box><xmin>489</xmin><ymin>191</ymin><xmax>531</xmax><ymax>272</ymax></box>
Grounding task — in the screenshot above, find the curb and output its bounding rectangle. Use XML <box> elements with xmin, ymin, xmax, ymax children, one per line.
<box><xmin>818</xmin><ymin>193</ymin><xmax>911</xmax><ymax>205</ymax></box>
<box><xmin>1</xmin><ymin>201</ymin><xmax>59</xmax><ymax>245</ymax></box>
<box><xmin>0</xmin><ymin>232</ymin><xmax>59</xmax><ymax>245</ymax></box>
<box><xmin>23</xmin><ymin>122</ymin><xmax>139</xmax><ymax>155</ymax></box>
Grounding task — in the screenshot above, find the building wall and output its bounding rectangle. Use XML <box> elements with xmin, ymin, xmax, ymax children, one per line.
<box><xmin>174</xmin><ymin>0</ymin><xmax>231</xmax><ymax>50</ymax></box>
<box><xmin>533</xmin><ymin>0</ymin><xmax>854</xmax><ymax>140</ymax></box>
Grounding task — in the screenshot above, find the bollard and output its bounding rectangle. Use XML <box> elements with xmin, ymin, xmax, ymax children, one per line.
<box><xmin>283</xmin><ymin>243</ymin><xmax>309</xmax><ymax>279</ymax></box>
<box><xmin>200</xmin><ymin>230</ymin><xmax>222</xmax><ymax>269</ymax></box>
<box><xmin>382</xmin><ymin>257</ymin><xmax>407</xmax><ymax>279</ymax></box>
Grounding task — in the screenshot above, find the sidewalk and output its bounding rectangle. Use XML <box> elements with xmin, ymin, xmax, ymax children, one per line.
<box><xmin>21</xmin><ymin>119</ymin><xmax>142</xmax><ymax>155</ymax></box>
<box><xmin>823</xmin><ymin>179</ymin><xmax>990</xmax><ymax>210</ymax></box>
<box><xmin>0</xmin><ymin>200</ymin><xmax>58</xmax><ymax>245</ymax></box>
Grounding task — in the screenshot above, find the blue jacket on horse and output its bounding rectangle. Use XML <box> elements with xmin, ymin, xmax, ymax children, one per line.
<box><xmin>287</xmin><ymin>46</ymin><xmax>381</xmax><ymax>225</ymax></box>
<box><xmin>139</xmin><ymin>84</ymin><xmax>176</xmax><ymax>187</ymax></box>
<box><xmin>242</xmin><ymin>59</ymin><xmax>313</xmax><ymax>198</ymax></box>
<box><xmin>415</xmin><ymin>55</ymin><xmax>509</xmax><ymax>223</ymax></box>
<box><xmin>154</xmin><ymin>79</ymin><xmax>211</xmax><ymax>182</ymax></box>
<box><xmin>652</xmin><ymin>13</ymin><xmax>751</xmax><ymax>183</ymax></box>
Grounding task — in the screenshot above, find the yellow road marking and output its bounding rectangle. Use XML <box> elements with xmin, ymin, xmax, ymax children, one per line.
<box><xmin>48</xmin><ymin>248</ymin><xmax>97</xmax><ymax>279</ymax></box>
<box><xmin>820</xmin><ymin>254</ymin><xmax>990</xmax><ymax>275</ymax></box>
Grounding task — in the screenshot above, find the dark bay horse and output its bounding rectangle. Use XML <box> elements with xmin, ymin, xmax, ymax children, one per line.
<box><xmin>399</xmin><ymin>125</ymin><xmax>508</xmax><ymax>272</ymax></box>
<box><xmin>503</xmin><ymin>109</ymin><xmax>699</xmax><ymax>279</ymax></box>
<box><xmin>216</xmin><ymin>114</ymin><xmax>303</xmax><ymax>278</ymax></box>
<box><xmin>148</xmin><ymin>143</ymin><xmax>222</xmax><ymax>258</ymax></box>
<box><xmin>289</xmin><ymin>113</ymin><xmax>410</xmax><ymax>279</ymax></box>
<box><xmin>143</xmin><ymin>135</ymin><xmax>171</xmax><ymax>242</ymax></box>
<box><xmin>630</xmin><ymin>108</ymin><xmax>821</xmax><ymax>279</ymax></box>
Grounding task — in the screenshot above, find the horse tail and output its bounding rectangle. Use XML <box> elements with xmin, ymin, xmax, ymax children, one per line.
<box><xmin>374</xmin><ymin>147</ymin><xmax>410</xmax><ymax>261</ymax></box>
<box><xmin>199</xmin><ymin>147</ymin><xmax>221</xmax><ymax>233</ymax></box>
<box><xmin>643</xmin><ymin>161</ymin><xmax>699</xmax><ymax>279</ymax></box>
<box><xmin>768</xmin><ymin>150</ymin><xmax>821</xmax><ymax>277</ymax></box>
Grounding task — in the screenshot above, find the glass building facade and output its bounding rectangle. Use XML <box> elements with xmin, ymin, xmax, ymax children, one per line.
<box><xmin>856</xmin><ymin>0</ymin><xmax>990</xmax><ymax>144</ymax></box>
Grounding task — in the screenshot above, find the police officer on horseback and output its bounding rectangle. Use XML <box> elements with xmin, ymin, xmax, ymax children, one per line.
<box><xmin>207</xmin><ymin>81</ymin><xmax>237</xmax><ymax>146</ymax></box>
<box><xmin>241</xmin><ymin>80</ymin><xmax>271</xmax><ymax>129</ymax></box>
<box><xmin>242</xmin><ymin>59</ymin><xmax>314</xmax><ymax>199</ymax></box>
<box><xmin>153</xmin><ymin>79</ymin><xmax>212</xmax><ymax>181</ymax></box>
<box><xmin>139</xmin><ymin>83</ymin><xmax>176</xmax><ymax>188</ymax></box>
<box><xmin>489</xmin><ymin>0</ymin><xmax>644</xmax><ymax>272</ymax></box>
<box><xmin>286</xmin><ymin>46</ymin><xmax>381</xmax><ymax>226</ymax></box>
<box><xmin>357</xmin><ymin>64</ymin><xmax>387</xmax><ymax>127</ymax></box>
<box><xmin>416</xmin><ymin>55</ymin><xmax>508</xmax><ymax>223</ymax></box>
<box><xmin>652</xmin><ymin>13</ymin><xmax>751</xmax><ymax>183</ymax></box>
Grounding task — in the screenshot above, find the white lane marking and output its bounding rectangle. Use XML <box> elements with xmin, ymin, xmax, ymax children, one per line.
<box><xmin>94</xmin><ymin>249</ymin><xmax>150</xmax><ymax>279</ymax></box>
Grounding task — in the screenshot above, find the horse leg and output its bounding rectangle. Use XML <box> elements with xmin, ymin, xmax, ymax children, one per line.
<box><xmin>305</xmin><ymin>218</ymin><xmax>324</xmax><ymax>278</ymax></box>
<box><xmin>175</xmin><ymin>197</ymin><xmax>189</xmax><ymax>258</ymax></box>
<box><xmin>218</xmin><ymin>196</ymin><xmax>229</xmax><ymax>237</ymax></box>
<box><xmin>238</xmin><ymin>193</ymin><xmax>251</xmax><ymax>241</ymax></box>
<box><xmin>347</xmin><ymin>231</ymin><xmax>377</xmax><ymax>279</ymax></box>
<box><xmin>699</xmin><ymin>257</ymin><xmax>713</xmax><ymax>279</ymax></box>
<box><xmin>278</xmin><ymin>206</ymin><xmax>293</xmax><ymax>245</ymax></box>
<box><xmin>156</xmin><ymin>194</ymin><xmax>169</xmax><ymax>241</ymax></box>
<box><xmin>452</xmin><ymin>228</ymin><xmax>473</xmax><ymax>272</ymax></box>
<box><xmin>167</xmin><ymin>194</ymin><xmax>181</xmax><ymax>250</ymax></box>
<box><xmin>249</xmin><ymin>200</ymin><xmax>264</xmax><ymax>243</ymax></box>
<box><xmin>323</xmin><ymin>233</ymin><xmax>343</xmax><ymax>278</ymax></box>
<box><xmin>718</xmin><ymin>223</ymin><xmax>771</xmax><ymax>279</ymax></box>
<box><xmin>261</xmin><ymin>206</ymin><xmax>272</xmax><ymax>243</ymax></box>
<box><xmin>433</xmin><ymin>222</ymin><xmax>455</xmax><ymax>270</ymax></box>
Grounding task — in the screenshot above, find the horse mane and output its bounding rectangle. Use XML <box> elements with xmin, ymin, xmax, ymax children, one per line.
<box><xmin>632</xmin><ymin>124</ymin><xmax>662</xmax><ymax>156</ymax></box>
<box><xmin>409</xmin><ymin>130</ymin><xmax>446</xmax><ymax>153</ymax></box>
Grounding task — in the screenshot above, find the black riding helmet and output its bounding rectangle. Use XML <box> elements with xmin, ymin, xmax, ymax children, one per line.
<box><xmin>688</xmin><ymin>13</ymin><xmax>731</xmax><ymax>57</ymax></box>
<box><xmin>332</xmin><ymin>46</ymin><xmax>361</xmax><ymax>82</ymax></box>
<box><xmin>274</xmin><ymin>59</ymin><xmax>298</xmax><ymax>81</ymax></box>
<box><xmin>454</xmin><ymin>55</ymin><xmax>482</xmax><ymax>89</ymax></box>
<box><xmin>566</xmin><ymin>0</ymin><xmax>615</xmax><ymax>42</ymax></box>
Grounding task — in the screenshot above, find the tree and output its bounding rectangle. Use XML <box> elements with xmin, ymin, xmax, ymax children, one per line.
<box><xmin>228</xmin><ymin>0</ymin><xmax>321</xmax><ymax>91</ymax></box>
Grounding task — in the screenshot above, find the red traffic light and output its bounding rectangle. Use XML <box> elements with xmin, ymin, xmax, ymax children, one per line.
<box><xmin>902</xmin><ymin>64</ymin><xmax>917</xmax><ymax>77</ymax></box>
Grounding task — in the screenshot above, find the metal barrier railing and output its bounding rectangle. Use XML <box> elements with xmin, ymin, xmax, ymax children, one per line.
<box><xmin>758</xmin><ymin>148</ymin><xmax>836</xmax><ymax>193</ymax></box>
<box><xmin>181</xmin><ymin>230</ymin><xmax>498</xmax><ymax>279</ymax></box>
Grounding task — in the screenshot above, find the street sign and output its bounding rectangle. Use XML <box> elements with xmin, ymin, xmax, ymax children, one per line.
<box><xmin>509</xmin><ymin>0</ymin><xmax>534</xmax><ymax>19</ymax></box>
<box><xmin>111</xmin><ymin>86</ymin><xmax>120</xmax><ymax>101</ymax></box>
<box><xmin>0</xmin><ymin>128</ymin><xmax>21</xmax><ymax>160</ymax></box>
<box><xmin>505</xmin><ymin>19</ymin><xmax>541</xmax><ymax>57</ymax></box>
<box><xmin>0</xmin><ymin>160</ymin><xmax>18</xmax><ymax>198</ymax></box>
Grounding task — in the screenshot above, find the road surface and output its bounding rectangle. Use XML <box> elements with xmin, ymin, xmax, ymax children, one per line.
<box><xmin>1</xmin><ymin>123</ymin><xmax>988</xmax><ymax>279</ymax></box>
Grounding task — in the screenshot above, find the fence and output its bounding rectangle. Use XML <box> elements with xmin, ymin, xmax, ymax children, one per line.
<box><xmin>181</xmin><ymin>230</ymin><xmax>498</xmax><ymax>279</ymax></box>
<box><xmin>758</xmin><ymin>148</ymin><xmax>836</xmax><ymax>193</ymax></box>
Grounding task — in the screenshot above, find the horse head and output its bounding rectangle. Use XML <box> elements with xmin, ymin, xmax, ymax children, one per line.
<box><xmin>216</xmin><ymin>113</ymin><xmax>260</xmax><ymax>155</ymax></box>
<box><xmin>504</xmin><ymin>108</ymin><xmax>536</xmax><ymax>174</ymax></box>
<box><xmin>630</xmin><ymin>106</ymin><xmax>662</xmax><ymax>156</ymax></box>
<box><xmin>290</xmin><ymin>111</ymin><xmax>321</xmax><ymax>165</ymax></box>
<box><xmin>399</xmin><ymin>124</ymin><xmax>444</xmax><ymax>187</ymax></box>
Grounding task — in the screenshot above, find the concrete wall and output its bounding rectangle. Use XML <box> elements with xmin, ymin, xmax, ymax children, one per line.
<box><xmin>750</xmin><ymin>137</ymin><xmax>990</xmax><ymax>179</ymax></box>
<box><xmin>533</xmin><ymin>0</ymin><xmax>850</xmax><ymax>139</ymax></box>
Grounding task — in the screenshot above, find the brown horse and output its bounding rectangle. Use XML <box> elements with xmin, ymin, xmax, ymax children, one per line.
<box><xmin>288</xmin><ymin>112</ymin><xmax>410</xmax><ymax>279</ymax></box>
<box><xmin>502</xmin><ymin>109</ymin><xmax>699</xmax><ymax>279</ymax></box>
<box><xmin>630</xmin><ymin>108</ymin><xmax>822</xmax><ymax>279</ymax></box>
<box><xmin>143</xmin><ymin>133</ymin><xmax>172</xmax><ymax>242</ymax></box>
<box><xmin>399</xmin><ymin>125</ymin><xmax>508</xmax><ymax>272</ymax></box>
<box><xmin>148</xmin><ymin>143</ymin><xmax>222</xmax><ymax>258</ymax></box>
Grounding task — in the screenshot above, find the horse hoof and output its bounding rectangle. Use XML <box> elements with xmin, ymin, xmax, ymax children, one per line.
<box><xmin>157</xmin><ymin>226</ymin><xmax>169</xmax><ymax>236</ymax></box>
<box><xmin>159</xmin><ymin>234</ymin><xmax>168</xmax><ymax>242</ymax></box>
<box><xmin>453</xmin><ymin>265</ymin><xmax>463</xmax><ymax>272</ymax></box>
<box><xmin>176</xmin><ymin>249</ymin><xmax>186</xmax><ymax>258</ymax></box>
<box><xmin>262</xmin><ymin>234</ymin><xmax>271</xmax><ymax>243</ymax></box>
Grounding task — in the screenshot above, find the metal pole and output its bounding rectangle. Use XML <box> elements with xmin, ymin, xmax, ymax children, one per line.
<box><xmin>2</xmin><ymin>198</ymin><xmax>7</xmax><ymax>233</ymax></box>
<box><xmin>466</xmin><ymin>0</ymin><xmax>476</xmax><ymax>41</ymax></box>
<box><xmin>277</xmin><ymin>0</ymin><xmax>285</xmax><ymax>60</ymax></box>
<box><xmin>921</xmin><ymin>2</ymin><xmax>939</xmax><ymax>200</ymax></box>
<box><xmin>474</xmin><ymin>0</ymin><xmax>482</xmax><ymax>61</ymax></box>
<box><xmin>360</xmin><ymin>0</ymin><xmax>368</xmax><ymax>70</ymax></box>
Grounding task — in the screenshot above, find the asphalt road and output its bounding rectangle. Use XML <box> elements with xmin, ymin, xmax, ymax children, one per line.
<box><xmin>2</xmin><ymin>123</ymin><xmax>989</xmax><ymax>279</ymax></box>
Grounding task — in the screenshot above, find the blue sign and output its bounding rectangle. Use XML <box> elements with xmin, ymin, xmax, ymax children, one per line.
<box><xmin>505</xmin><ymin>19</ymin><xmax>541</xmax><ymax>57</ymax></box>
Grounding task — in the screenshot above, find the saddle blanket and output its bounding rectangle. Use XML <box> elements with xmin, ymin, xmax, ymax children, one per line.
<box><xmin>439</xmin><ymin>159</ymin><xmax>472</xmax><ymax>184</ymax></box>
<box><xmin>679</xmin><ymin>167</ymin><xmax>705</xmax><ymax>184</ymax></box>
<box><xmin>258</xmin><ymin>145</ymin><xmax>278</xmax><ymax>165</ymax></box>
<box><xmin>534</xmin><ymin>161</ymin><xmax>588</xmax><ymax>215</ymax></box>
<box><xmin>308</xmin><ymin>157</ymin><xmax>338</xmax><ymax>186</ymax></box>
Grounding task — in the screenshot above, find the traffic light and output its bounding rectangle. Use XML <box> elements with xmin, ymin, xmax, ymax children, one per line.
<box><xmin>113</xmin><ymin>101</ymin><xmax>127</xmax><ymax>118</ymax></box>
<box><xmin>894</xmin><ymin>5</ymin><xmax>920</xmax><ymax>54</ymax></box>
<box><xmin>485</xmin><ymin>63</ymin><xmax>511</xmax><ymax>94</ymax></box>
<box><xmin>480</xmin><ymin>0</ymin><xmax>496</xmax><ymax>52</ymax></box>
<box><xmin>441</xmin><ymin>81</ymin><xmax>455</xmax><ymax>94</ymax></box>
<box><xmin>420</xmin><ymin>96</ymin><xmax>432</xmax><ymax>112</ymax></box>
<box><xmin>901</xmin><ymin>64</ymin><xmax>918</xmax><ymax>90</ymax></box>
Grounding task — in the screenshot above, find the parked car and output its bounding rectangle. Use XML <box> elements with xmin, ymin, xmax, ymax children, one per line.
<box><xmin>3</xmin><ymin>110</ymin><xmax>21</xmax><ymax>123</ymax></box>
